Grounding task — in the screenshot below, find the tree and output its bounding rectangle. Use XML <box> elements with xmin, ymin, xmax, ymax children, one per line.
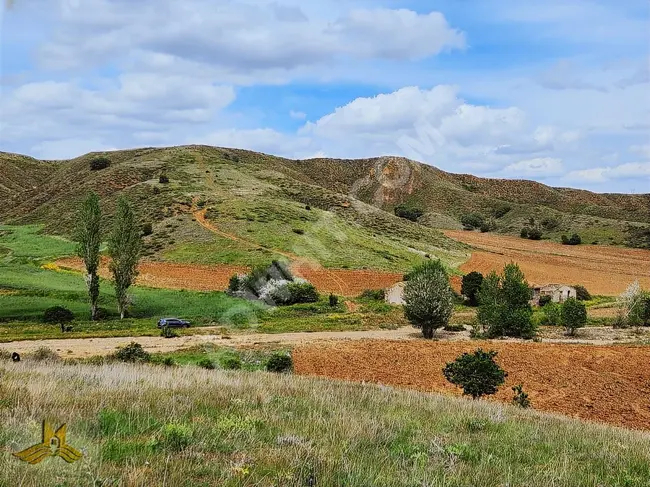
<box><xmin>461</xmin><ymin>271</ymin><xmax>483</xmax><ymax>306</ymax></box>
<box><xmin>460</xmin><ymin>213</ymin><xmax>485</xmax><ymax>230</ymax></box>
<box><xmin>527</xmin><ymin>227</ymin><xmax>543</xmax><ymax>240</ymax></box>
<box><xmin>561</xmin><ymin>298</ymin><xmax>587</xmax><ymax>335</ymax></box>
<box><xmin>642</xmin><ymin>293</ymin><xmax>650</xmax><ymax>327</ymax></box>
<box><xmin>403</xmin><ymin>260</ymin><xmax>454</xmax><ymax>339</ymax></box>
<box><xmin>394</xmin><ymin>204</ymin><xmax>424</xmax><ymax>222</ymax></box>
<box><xmin>443</xmin><ymin>349</ymin><xmax>507</xmax><ymax>399</ymax></box>
<box><xmin>615</xmin><ymin>281</ymin><xmax>646</xmax><ymax>328</ymax></box>
<box><xmin>573</xmin><ymin>284</ymin><xmax>591</xmax><ymax>301</ymax></box>
<box><xmin>75</xmin><ymin>192</ymin><xmax>102</xmax><ymax>321</ymax></box>
<box><xmin>108</xmin><ymin>197</ymin><xmax>142</xmax><ymax>319</ymax></box>
<box><xmin>520</xmin><ymin>227</ymin><xmax>529</xmax><ymax>239</ymax></box>
<box><xmin>43</xmin><ymin>306</ymin><xmax>74</xmax><ymax>333</ymax></box>
<box><xmin>477</xmin><ymin>263</ymin><xmax>535</xmax><ymax>338</ymax></box>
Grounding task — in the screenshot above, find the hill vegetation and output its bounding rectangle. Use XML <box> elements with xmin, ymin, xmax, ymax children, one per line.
<box><xmin>1</xmin><ymin>146</ymin><xmax>648</xmax><ymax>275</ymax></box>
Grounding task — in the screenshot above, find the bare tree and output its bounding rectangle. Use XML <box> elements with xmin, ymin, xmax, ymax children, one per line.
<box><xmin>75</xmin><ymin>192</ymin><xmax>102</xmax><ymax>321</ymax></box>
<box><xmin>108</xmin><ymin>197</ymin><xmax>142</xmax><ymax>319</ymax></box>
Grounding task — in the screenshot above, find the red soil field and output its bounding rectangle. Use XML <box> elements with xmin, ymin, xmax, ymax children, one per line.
<box><xmin>445</xmin><ymin>231</ymin><xmax>650</xmax><ymax>296</ymax></box>
<box><xmin>293</xmin><ymin>340</ymin><xmax>650</xmax><ymax>431</ymax></box>
<box><xmin>54</xmin><ymin>258</ymin><xmax>402</xmax><ymax>296</ymax></box>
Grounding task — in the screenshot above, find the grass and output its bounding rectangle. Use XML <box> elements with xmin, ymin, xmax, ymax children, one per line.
<box><xmin>1</xmin><ymin>359</ymin><xmax>649</xmax><ymax>486</ymax></box>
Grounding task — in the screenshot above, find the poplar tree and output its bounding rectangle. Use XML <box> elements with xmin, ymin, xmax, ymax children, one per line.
<box><xmin>75</xmin><ymin>192</ymin><xmax>102</xmax><ymax>321</ymax></box>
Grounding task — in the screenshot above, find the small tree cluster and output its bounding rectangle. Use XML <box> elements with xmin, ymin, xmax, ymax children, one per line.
<box><xmin>403</xmin><ymin>260</ymin><xmax>454</xmax><ymax>339</ymax></box>
<box><xmin>521</xmin><ymin>227</ymin><xmax>543</xmax><ymax>240</ymax></box>
<box><xmin>89</xmin><ymin>156</ymin><xmax>111</xmax><ymax>171</ymax></box>
<box><xmin>394</xmin><ymin>204</ymin><xmax>424</xmax><ymax>222</ymax></box>
<box><xmin>561</xmin><ymin>234</ymin><xmax>582</xmax><ymax>245</ymax></box>
<box><xmin>615</xmin><ymin>281</ymin><xmax>650</xmax><ymax>328</ymax></box>
<box><xmin>573</xmin><ymin>284</ymin><xmax>591</xmax><ymax>301</ymax></box>
<box><xmin>561</xmin><ymin>298</ymin><xmax>587</xmax><ymax>335</ymax></box>
<box><xmin>460</xmin><ymin>271</ymin><xmax>483</xmax><ymax>306</ymax></box>
<box><xmin>443</xmin><ymin>349</ymin><xmax>507</xmax><ymax>399</ymax></box>
<box><xmin>266</xmin><ymin>352</ymin><xmax>292</xmax><ymax>372</ymax></box>
<box><xmin>460</xmin><ymin>213</ymin><xmax>485</xmax><ymax>231</ymax></box>
<box><xmin>491</xmin><ymin>204</ymin><xmax>512</xmax><ymax>219</ymax></box>
<box><xmin>113</xmin><ymin>342</ymin><xmax>150</xmax><ymax>362</ymax></box>
<box><xmin>477</xmin><ymin>263</ymin><xmax>535</xmax><ymax>338</ymax></box>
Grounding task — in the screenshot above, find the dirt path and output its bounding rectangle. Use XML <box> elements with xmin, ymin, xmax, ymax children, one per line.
<box><xmin>3</xmin><ymin>326</ymin><xmax>648</xmax><ymax>359</ymax></box>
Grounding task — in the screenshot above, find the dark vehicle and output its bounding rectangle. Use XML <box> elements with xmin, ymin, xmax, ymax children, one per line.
<box><xmin>157</xmin><ymin>318</ymin><xmax>191</xmax><ymax>328</ymax></box>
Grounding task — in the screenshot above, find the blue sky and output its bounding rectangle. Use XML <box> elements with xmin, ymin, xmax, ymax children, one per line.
<box><xmin>0</xmin><ymin>0</ymin><xmax>648</xmax><ymax>193</ymax></box>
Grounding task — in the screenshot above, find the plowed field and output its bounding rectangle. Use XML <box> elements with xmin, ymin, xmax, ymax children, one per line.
<box><xmin>54</xmin><ymin>258</ymin><xmax>402</xmax><ymax>296</ymax></box>
<box><xmin>293</xmin><ymin>340</ymin><xmax>650</xmax><ymax>430</ymax></box>
<box><xmin>445</xmin><ymin>231</ymin><xmax>650</xmax><ymax>296</ymax></box>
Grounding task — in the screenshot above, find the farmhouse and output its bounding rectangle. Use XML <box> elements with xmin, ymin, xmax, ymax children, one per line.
<box><xmin>531</xmin><ymin>284</ymin><xmax>577</xmax><ymax>305</ymax></box>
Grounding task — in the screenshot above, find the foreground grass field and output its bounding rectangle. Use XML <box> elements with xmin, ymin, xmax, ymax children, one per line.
<box><xmin>1</xmin><ymin>359</ymin><xmax>649</xmax><ymax>486</ymax></box>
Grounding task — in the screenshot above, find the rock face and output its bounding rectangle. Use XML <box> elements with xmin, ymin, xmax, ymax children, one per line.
<box><xmin>385</xmin><ymin>281</ymin><xmax>406</xmax><ymax>305</ymax></box>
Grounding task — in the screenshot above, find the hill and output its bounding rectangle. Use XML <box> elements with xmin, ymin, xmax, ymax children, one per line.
<box><xmin>2</xmin><ymin>359</ymin><xmax>649</xmax><ymax>486</ymax></box>
<box><xmin>1</xmin><ymin>146</ymin><xmax>648</xmax><ymax>272</ymax></box>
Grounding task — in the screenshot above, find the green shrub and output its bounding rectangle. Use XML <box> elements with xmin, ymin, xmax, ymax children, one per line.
<box><xmin>221</xmin><ymin>354</ymin><xmax>242</xmax><ymax>370</ymax></box>
<box><xmin>113</xmin><ymin>342</ymin><xmax>150</xmax><ymax>363</ymax></box>
<box><xmin>443</xmin><ymin>349</ymin><xmax>507</xmax><ymax>399</ymax></box>
<box><xmin>29</xmin><ymin>347</ymin><xmax>61</xmax><ymax>362</ymax></box>
<box><xmin>527</xmin><ymin>228</ymin><xmax>543</xmax><ymax>240</ymax></box>
<box><xmin>460</xmin><ymin>213</ymin><xmax>485</xmax><ymax>230</ymax></box>
<box><xmin>142</xmin><ymin>223</ymin><xmax>153</xmax><ymax>236</ymax></box>
<box><xmin>162</xmin><ymin>357</ymin><xmax>175</xmax><ymax>367</ymax></box>
<box><xmin>360</xmin><ymin>289</ymin><xmax>386</xmax><ymax>301</ymax></box>
<box><xmin>538</xmin><ymin>295</ymin><xmax>552</xmax><ymax>307</ymax></box>
<box><xmin>512</xmin><ymin>384</ymin><xmax>531</xmax><ymax>408</ymax></box>
<box><xmin>329</xmin><ymin>294</ymin><xmax>339</xmax><ymax>307</ymax></box>
<box><xmin>461</xmin><ymin>271</ymin><xmax>483</xmax><ymax>306</ymax></box>
<box><xmin>292</xmin><ymin>228</ymin><xmax>305</xmax><ymax>235</ymax></box>
<box><xmin>561</xmin><ymin>298</ymin><xmax>587</xmax><ymax>335</ymax></box>
<box><xmin>153</xmin><ymin>424</ymin><xmax>193</xmax><ymax>452</ymax></box>
<box><xmin>574</xmin><ymin>285</ymin><xmax>591</xmax><ymax>301</ymax></box>
<box><xmin>541</xmin><ymin>218</ymin><xmax>559</xmax><ymax>230</ymax></box>
<box><xmin>159</xmin><ymin>174</ymin><xmax>169</xmax><ymax>184</ymax></box>
<box><xmin>197</xmin><ymin>358</ymin><xmax>216</xmax><ymax>370</ymax></box>
<box><xmin>520</xmin><ymin>227</ymin><xmax>529</xmax><ymax>239</ymax></box>
<box><xmin>43</xmin><ymin>306</ymin><xmax>74</xmax><ymax>326</ymax></box>
<box><xmin>562</xmin><ymin>234</ymin><xmax>581</xmax><ymax>245</ymax></box>
<box><xmin>287</xmin><ymin>282</ymin><xmax>319</xmax><ymax>304</ymax></box>
<box><xmin>542</xmin><ymin>302</ymin><xmax>562</xmax><ymax>326</ymax></box>
<box><xmin>394</xmin><ymin>204</ymin><xmax>424</xmax><ymax>222</ymax></box>
<box><xmin>403</xmin><ymin>260</ymin><xmax>454</xmax><ymax>339</ymax></box>
<box><xmin>161</xmin><ymin>326</ymin><xmax>179</xmax><ymax>339</ymax></box>
<box><xmin>492</xmin><ymin>204</ymin><xmax>511</xmax><ymax>219</ymax></box>
<box><xmin>266</xmin><ymin>352</ymin><xmax>292</xmax><ymax>373</ymax></box>
<box><xmin>228</xmin><ymin>274</ymin><xmax>242</xmax><ymax>293</ymax></box>
<box><xmin>89</xmin><ymin>156</ymin><xmax>110</xmax><ymax>171</ymax></box>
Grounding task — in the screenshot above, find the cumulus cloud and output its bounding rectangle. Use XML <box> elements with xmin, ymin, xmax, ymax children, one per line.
<box><xmin>502</xmin><ymin>158</ymin><xmax>564</xmax><ymax>178</ymax></box>
<box><xmin>566</xmin><ymin>162</ymin><xmax>650</xmax><ymax>183</ymax></box>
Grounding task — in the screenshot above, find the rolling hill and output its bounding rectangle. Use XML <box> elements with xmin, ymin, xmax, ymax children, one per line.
<box><xmin>1</xmin><ymin>146</ymin><xmax>648</xmax><ymax>272</ymax></box>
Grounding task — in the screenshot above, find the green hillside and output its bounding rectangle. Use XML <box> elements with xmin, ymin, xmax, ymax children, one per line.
<box><xmin>1</xmin><ymin>146</ymin><xmax>648</xmax><ymax>271</ymax></box>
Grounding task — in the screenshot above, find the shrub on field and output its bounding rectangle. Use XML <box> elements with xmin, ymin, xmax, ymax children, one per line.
<box><xmin>520</xmin><ymin>227</ymin><xmax>529</xmax><ymax>239</ymax></box>
<box><xmin>159</xmin><ymin>174</ymin><xmax>169</xmax><ymax>184</ymax></box>
<box><xmin>403</xmin><ymin>260</ymin><xmax>454</xmax><ymax>339</ymax></box>
<box><xmin>461</xmin><ymin>271</ymin><xmax>483</xmax><ymax>307</ymax></box>
<box><xmin>527</xmin><ymin>227</ymin><xmax>543</xmax><ymax>240</ymax></box>
<box><xmin>561</xmin><ymin>234</ymin><xmax>582</xmax><ymax>245</ymax></box>
<box><xmin>512</xmin><ymin>384</ymin><xmax>531</xmax><ymax>408</ymax></box>
<box><xmin>266</xmin><ymin>352</ymin><xmax>292</xmax><ymax>373</ymax></box>
<box><xmin>89</xmin><ymin>156</ymin><xmax>110</xmax><ymax>171</ymax></box>
<box><xmin>538</xmin><ymin>295</ymin><xmax>552</xmax><ymax>307</ymax></box>
<box><xmin>477</xmin><ymin>263</ymin><xmax>535</xmax><ymax>338</ymax></box>
<box><xmin>329</xmin><ymin>293</ymin><xmax>339</xmax><ymax>307</ymax></box>
<box><xmin>162</xmin><ymin>357</ymin><xmax>175</xmax><ymax>367</ymax></box>
<box><xmin>492</xmin><ymin>204</ymin><xmax>511</xmax><ymax>219</ymax></box>
<box><xmin>573</xmin><ymin>285</ymin><xmax>592</xmax><ymax>301</ymax></box>
<box><xmin>443</xmin><ymin>349</ymin><xmax>507</xmax><ymax>399</ymax></box>
<box><xmin>614</xmin><ymin>281</ymin><xmax>647</xmax><ymax>328</ymax></box>
<box><xmin>541</xmin><ymin>302</ymin><xmax>561</xmax><ymax>326</ymax></box>
<box><xmin>460</xmin><ymin>213</ymin><xmax>484</xmax><ymax>230</ymax></box>
<box><xmin>29</xmin><ymin>347</ymin><xmax>61</xmax><ymax>362</ymax></box>
<box><xmin>142</xmin><ymin>222</ymin><xmax>153</xmax><ymax>237</ymax></box>
<box><xmin>561</xmin><ymin>298</ymin><xmax>587</xmax><ymax>336</ymax></box>
<box><xmin>287</xmin><ymin>282</ymin><xmax>319</xmax><ymax>304</ymax></box>
<box><xmin>198</xmin><ymin>358</ymin><xmax>215</xmax><ymax>370</ymax></box>
<box><xmin>221</xmin><ymin>354</ymin><xmax>242</xmax><ymax>370</ymax></box>
<box><xmin>360</xmin><ymin>289</ymin><xmax>386</xmax><ymax>301</ymax></box>
<box><xmin>113</xmin><ymin>342</ymin><xmax>150</xmax><ymax>363</ymax></box>
<box><xmin>394</xmin><ymin>204</ymin><xmax>424</xmax><ymax>222</ymax></box>
<box><xmin>43</xmin><ymin>306</ymin><xmax>74</xmax><ymax>332</ymax></box>
<box><xmin>161</xmin><ymin>326</ymin><xmax>179</xmax><ymax>339</ymax></box>
<box><xmin>153</xmin><ymin>424</ymin><xmax>193</xmax><ymax>452</ymax></box>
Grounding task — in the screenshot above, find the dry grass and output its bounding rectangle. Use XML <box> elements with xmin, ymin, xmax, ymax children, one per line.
<box><xmin>1</xmin><ymin>359</ymin><xmax>649</xmax><ymax>486</ymax></box>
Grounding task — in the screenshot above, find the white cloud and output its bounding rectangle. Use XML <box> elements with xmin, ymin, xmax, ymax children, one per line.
<box><xmin>503</xmin><ymin>158</ymin><xmax>564</xmax><ymax>178</ymax></box>
<box><xmin>566</xmin><ymin>162</ymin><xmax>650</xmax><ymax>184</ymax></box>
<box><xmin>289</xmin><ymin>110</ymin><xmax>307</xmax><ymax>120</ymax></box>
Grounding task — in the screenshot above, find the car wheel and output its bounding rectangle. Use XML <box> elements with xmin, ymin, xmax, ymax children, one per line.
<box><xmin>185</xmin><ymin>324</ymin><xmax>190</xmax><ymax>328</ymax></box>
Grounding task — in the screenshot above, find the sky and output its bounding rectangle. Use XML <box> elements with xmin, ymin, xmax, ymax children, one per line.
<box><xmin>0</xmin><ymin>0</ymin><xmax>649</xmax><ymax>193</ymax></box>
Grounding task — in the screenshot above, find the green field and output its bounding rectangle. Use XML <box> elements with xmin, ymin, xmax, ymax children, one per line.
<box><xmin>1</xmin><ymin>358</ymin><xmax>649</xmax><ymax>486</ymax></box>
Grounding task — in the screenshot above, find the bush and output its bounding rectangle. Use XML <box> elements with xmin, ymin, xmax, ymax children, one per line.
<box><xmin>562</xmin><ymin>234</ymin><xmax>581</xmax><ymax>245</ymax></box>
<box><xmin>142</xmin><ymin>223</ymin><xmax>153</xmax><ymax>236</ymax></box>
<box><xmin>221</xmin><ymin>354</ymin><xmax>242</xmax><ymax>370</ymax></box>
<box><xmin>43</xmin><ymin>306</ymin><xmax>74</xmax><ymax>325</ymax></box>
<box><xmin>538</xmin><ymin>295</ymin><xmax>552</xmax><ymax>307</ymax></box>
<box><xmin>162</xmin><ymin>357</ymin><xmax>175</xmax><ymax>367</ymax></box>
<box><xmin>89</xmin><ymin>156</ymin><xmax>110</xmax><ymax>171</ymax></box>
<box><xmin>161</xmin><ymin>326</ymin><xmax>179</xmax><ymax>338</ymax></box>
<box><xmin>461</xmin><ymin>271</ymin><xmax>483</xmax><ymax>306</ymax></box>
<box><xmin>561</xmin><ymin>298</ymin><xmax>587</xmax><ymax>335</ymax></box>
<box><xmin>492</xmin><ymin>204</ymin><xmax>512</xmax><ymax>219</ymax></box>
<box><xmin>329</xmin><ymin>293</ymin><xmax>339</xmax><ymax>307</ymax></box>
<box><xmin>541</xmin><ymin>217</ymin><xmax>559</xmax><ymax>230</ymax></box>
<box><xmin>394</xmin><ymin>204</ymin><xmax>424</xmax><ymax>222</ymax></box>
<box><xmin>542</xmin><ymin>302</ymin><xmax>562</xmax><ymax>326</ymax></box>
<box><xmin>520</xmin><ymin>227</ymin><xmax>529</xmax><ymax>239</ymax></box>
<box><xmin>292</xmin><ymin>228</ymin><xmax>305</xmax><ymax>235</ymax></box>
<box><xmin>29</xmin><ymin>347</ymin><xmax>61</xmax><ymax>362</ymax></box>
<box><xmin>460</xmin><ymin>213</ymin><xmax>485</xmax><ymax>230</ymax></box>
<box><xmin>443</xmin><ymin>349</ymin><xmax>507</xmax><ymax>399</ymax></box>
<box><xmin>574</xmin><ymin>285</ymin><xmax>591</xmax><ymax>301</ymax></box>
<box><xmin>228</xmin><ymin>274</ymin><xmax>243</xmax><ymax>293</ymax></box>
<box><xmin>113</xmin><ymin>342</ymin><xmax>150</xmax><ymax>363</ymax></box>
<box><xmin>477</xmin><ymin>264</ymin><xmax>535</xmax><ymax>338</ymax></box>
<box><xmin>197</xmin><ymin>358</ymin><xmax>215</xmax><ymax>370</ymax></box>
<box><xmin>266</xmin><ymin>352</ymin><xmax>292</xmax><ymax>373</ymax></box>
<box><xmin>153</xmin><ymin>424</ymin><xmax>193</xmax><ymax>452</ymax></box>
<box><xmin>403</xmin><ymin>260</ymin><xmax>454</xmax><ymax>339</ymax></box>
<box><xmin>512</xmin><ymin>384</ymin><xmax>531</xmax><ymax>408</ymax></box>
<box><xmin>527</xmin><ymin>228</ymin><xmax>543</xmax><ymax>240</ymax></box>
<box><xmin>287</xmin><ymin>282</ymin><xmax>319</xmax><ymax>304</ymax></box>
<box><xmin>360</xmin><ymin>289</ymin><xmax>386</xmax><ymax>301</ymax></box>
<box><xmin>159</xmin><ymin>174</ymin><xmax>169</xmax><ymax>184</ymax></box>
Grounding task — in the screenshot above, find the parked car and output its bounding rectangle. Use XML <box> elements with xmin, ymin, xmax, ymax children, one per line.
<box><xmin>157</xmin><ymin>318</ymin><xmax>191</xmax><ymax>328</ymax></box>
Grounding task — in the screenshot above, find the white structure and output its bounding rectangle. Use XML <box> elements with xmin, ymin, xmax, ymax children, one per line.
<box><xmin>385</xmin><ymin>282</ymin><xmax>406</xmax><ymax>305</ymax></box>
<box><xmin>532</xmin><ymin>284</ymin><xmax>577</xmax><ymax>305</ymax></box>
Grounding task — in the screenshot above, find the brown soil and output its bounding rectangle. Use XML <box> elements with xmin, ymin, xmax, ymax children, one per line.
<box><xmin>445</xmin><ymin>230</ymin><xmax>650</xmax><ymax>296</ymax></box>
<box><xmin>293</xmin><ymin>340</ymin><xmax>650</xmax><ymax>430</ymax></box>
